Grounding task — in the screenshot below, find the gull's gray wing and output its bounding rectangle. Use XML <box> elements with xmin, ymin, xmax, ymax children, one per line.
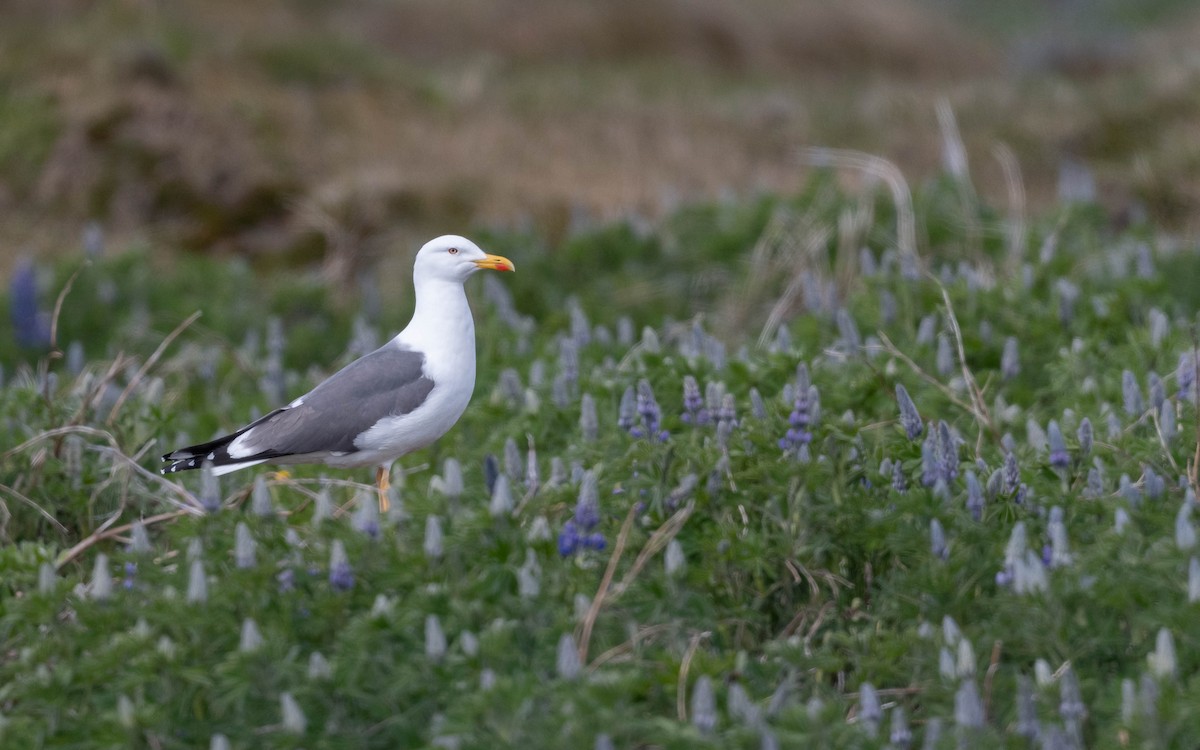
<box><xmin>162</xmin><ymin>344</ymin><xmax>434</xmax><ymax>470</ymax></box>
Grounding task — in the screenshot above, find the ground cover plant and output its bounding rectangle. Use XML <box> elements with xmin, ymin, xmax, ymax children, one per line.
<box><xmin>3</xmin><ymin>170</ymin><xmax>1200</xmax><ymax>748</ymax></box>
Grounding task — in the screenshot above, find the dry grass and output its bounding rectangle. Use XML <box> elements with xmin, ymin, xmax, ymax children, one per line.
<box><xmin>1</xmin><ymin>0</ymin><xmax>1198</xmax><ymax>277</ymax></box>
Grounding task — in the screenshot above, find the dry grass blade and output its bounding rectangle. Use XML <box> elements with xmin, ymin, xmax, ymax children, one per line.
<box><xmin>91</xmin><ymin>445</ymin><xmax>204</xmax><ymax>513</ymax></box>
<box><xmin>1191</xmin><ymin>336</ymin><xmax>1200</xmax><ymax>496</ymax></box>
<box><xmin>0</xmin><ymin>483</ymin><xmax>69</xmax><ymax>536</ymax></box>
<box><xmin>55</xmin><ymin>509</ymin><xmax>191</xmax><ymax>570</ymax></box>
<box><xmin>797</xmin><ymin>146</ymin><xmax>917</xmax><ymax>268</ymax></box>
<box><xmin>49</xmin><ymin>264</ymin><xmax>86</xmax><ymax>355</ymax></box>
<box><xmin>1151</xmin><ymin>407</ymin><xmax>1182</xmax><ymax>476</ymax></box>
<box><xmin>992</xmin><ymin>142</ymin><xmax>1027</xmax><ymax>269</ymax></box>
<box><xmin>982</xmin><ymin>639</ymin><xmax>1003</xmax><ymax>719</ymax></box>
<box><xmin>577</xmin><ymin>505</ymin><xmax>638</xmax><ymax>664</ymax></box>
<box><xmin>756</xmin><ymin>224</ymin><xmax>833</xmax><ymax>349</ymax></box>
<box><xmin>936</xmin><ymin>282</ymin><xmax>997</xmax><ymax>439</ymax></box>
<box><xmin>612</xmin><ymin>499</ymin><xmax>695</xmax><ymax>596</ymax></box>
<box><xmin>676</xmin><ymin>631</ymin><xmax>710</xmax><ymax>722</ymax></box>
<box><xmin>878</xmin><ymin>331</ymin><xmax>979</xmax><ymax>418</ymax></box>
<box><xmin>5</xmin><ymin>425</ymin><xmax>203</xmax><ymax>513</ymax></box>
<box><xmin>107</xmin><ymin>310</ymin><xmax>202</xmax><ymax>425</ymax></box>
<box><xmin>587</xmin><ymin>622</ymin><xmax>673</xmax><ymax>671</ymax></box>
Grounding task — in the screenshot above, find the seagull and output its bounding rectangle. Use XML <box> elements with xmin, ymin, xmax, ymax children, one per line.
<box><xmin>162</xmin><ymin>235</ymin><xmax>515</xmax><ymax>512</ymax></box>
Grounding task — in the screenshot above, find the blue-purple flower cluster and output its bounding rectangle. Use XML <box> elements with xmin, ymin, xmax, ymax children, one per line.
<box><xmin>921</xmin><ymin>421</ymin><xmax>959</xmax><ymax>488</ymax></box>
<box><xmin>559</xmin><ymin>472</ymin><xmax>606</xmax><ymax>556</ymax></box>
<box><xmin>680</xmin><ymin>375</ymin><xmax>710</xmax><ymax>425</ymax></box>
<box><xmin>1047</xmin><ymin>420</ymin><xmax>1069</xmax><ymax>470</ymax></box>
<box><xmin>895</xmin><ymin>384</ymin><xmax>923</xmax><ymax>440</ymax></box>
<box><xmin>779</xmin><ymin>365</ymin><xmax>816</xmax><ymax>458</ymax></box>
<box><xmin>620</xmin><ymin>380</ymin><xmax>669</xmax><ymax>441</ymax></box>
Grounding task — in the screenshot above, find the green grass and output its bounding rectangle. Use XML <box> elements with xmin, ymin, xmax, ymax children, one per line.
<box><xmin>3</xmin><ymin>176</ymin><xmax>1200</xmax><ymax>748</ymax></box>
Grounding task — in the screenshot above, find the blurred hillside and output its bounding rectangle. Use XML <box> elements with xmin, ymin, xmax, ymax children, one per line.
<box><xmin>1</xmin><ymin>0</ymin><xmax>1198</xmax><ymax>278</ymax></box>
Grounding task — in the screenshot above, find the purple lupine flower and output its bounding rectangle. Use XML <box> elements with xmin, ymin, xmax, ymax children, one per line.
<box><xmin>707</xmin><ymin>454</ymin><xmax>729</xmax><ymax>496</ymax></box>
<box><xmin>552</xmin><ymin>372</ymin><xmax>570</xmax><ymax>409</ymax></box>
<box><xmin>329</xmin><ymin>541</ymin><xmax>354</xmax><ymax>592</ymax></box>
<box><xmin>199</xmin><ymin>462</ymin><xmax>221</xmax><ymax>513</ymax></box>
<box><xmin>617</xmin><ymin>386</ymin><xmax>636</xmax><ymax>431</ymax></box>
<box><xmin>1104</xmin><ymin>410</ymin><xmax>1121</xmax><ymax>441</ymax></box>
<box><xmin>1177</xmin><ymin>351</ymin><xmax>1196</xmax><ymax>401</ymax></box>
<box><xmin>580</xmin><ymin>393</ymin><xmax>598</xmax><ymax>441</ymax></box>
<box><xmin>82</xmin><ymin>221</ymin><xmax>105</xmax><ymax>257</ymax></box>
<box><xmin>1162</xmin><ymin>401</ymin><xmax>1178</xmax><ymax>443</ymax></box>
<box><xmin>1047</xmin><ymin>420</ymin><xmax>1069</xmax><ymax>470</ymax></box>
<box><xmin>858</xmin><ymin>682</ymin><xmax>881</xmax><ymax>738</ymax></box>
<box><xmin>1002</xmin><ymin>452</ymin><xmax>1019</xmax><ymax>495</ymax></box>
<box><xmin>558</xmin><ymin>520</ymin><xmax>580</xmax><ymax>556</ymax></box>
<box><xmin>558</xmin><ymin>337</ymin><xmax>579</xmax><ymax>390</ymax></box>
<box><xmin>525</xmin><ymin>439</ymin><xmax>540</xmax><ymax>496</ymax></box>
<box><xmin>985</xmin><ymin>468</ymin><xmax>1002</xmax><ymax>499</ymax></box>
<box><xmin>1118</xmin><ymin>473</ymin><xmax>1141</xmax><ymax>505</ymax></box>
<box><xmin>717</xmin><ymin>393</ymin><xmax>737</xmax><ymax>426</ymax></box>
<box><xmin>895</xmin><ymin>384</ymin><xmax>923</xmax><ymax>440</ymax></box>
<box><xmin>574</xmin><ymin>472</ymin><xmax>600</xmax><ymax>529</ymax></box>
<box><xmin>1077</xmin><ymin>418</ymin><xmax>1093</xmax><ymax>458</ymax></box>
<box><xmin>568</xmin><ymin>299</ymin><xmax>590</xmax><ymax>348</ymax></box>
<box><xmin>780</xmin><ymin>374</ymin><xmax>816</xmax><ymax>456</ymax></box>
<box><xmin>916</xmin><ymin>315</ymin><xmax>936</xmax><ymax>346</ymax></box>
<box><xmin>10</xmin><ymin>259</ymin><xmax>51</xmax><ymax>349</ymax></box>
<box><xmin>559</xmin><ymin>471</ymin><xmax>605</xmax><ymax>556</ymax></box>
<box><xmin>880</xmin><ymin>290</ymin><xmax>897</xmax><ymax>325</ymax></box>
<box><xmin>716</xmin><ymin>419</ymin><xmax>733</xmax><ymax>450</ymax></box>
<box><xmin>666</xmin><ymin>474</ymin><xmax>698</xmax><ymax>511</ymax></box>
<box><xmin>1001</xmin><ymin>337</ymin><xmax>1019</xmax><ymax>380</ymax></box>
<box><xmin>1048</xmin><ymin>506</ymin><xmax>1072</xmax><ymax>567</ymax></box>
<box><xmin>1015</xmin><ymin>676</ymin><xmax>1040</xmax><ymax>739</ymax></box>
<box><xmin>1122</xmin><ymin>370</ymin><xmax>1143</xmax><ymax>415</ymax></box>
<box><xmin>1144</xmin><ymin>466</ymin><xmax>1165</xmax><ymax>499</ymax></box>
<box><xmin>936</xmin><ymin>421</ymin><xmax>959</xmax><ymax>484</ymax></box>
<box><xmin>277</xmin><ymin>568</ymin><xmax>295</xmax><ymax>593</ymax></box>
<box><xmin>123</xmin><ymin>561</ymin><xmax>137</xmax><ymax>591</ymax></box>
<box><xmin>504</xmin><ymin>438</ymin><xmax>522</xmax><ymax>487</ymax></box>
<box><xmin>631</xmin><ymin>379</ymin><xmax>668</xmax><ymax>440</ymax></box>
<box><xmin>616</xmin><ymin>317</ymin><xmax>634</xmax><ymax>346</ymax></box>
<box><xmin>681</xmin><ymin>375</ymin><xmax>709</xmax><ymax>424</ymax></box>
<box><xmin>780</xmin><ymin>398</ymin><xmax>813</xmax><ymax>453</ymax></box>
<box><xmin>836</xmin><ymin>308</ymin><xmax>861</xmax><ymax>352</ymax></box>
<box><xmin>979</xmin><ymin>320</ymin><xmax>993</xmax><ymax>345</ymax></box>
<box><xmin>1056</xmin><ymin>278</ymin><xmax>1079</xmax><ymax>325</ymax></box>
<box><xmin>704</xmin><ymin>381</ymin><xmax>724</xmax><ymax>418</ymax></box>
<box><xmin>965</xmin><ymin>471</ymin><xmax>984</xmax><ymax>521</ymax></box>
<box><xmin>1149</xmin><ymin>373</ymin><xmax>1165</xmax><ymax>411</ymax></box>
<box><xmin>936</xmin><ymin>334</ymin><xmax>954</xmax><ymax>376</ymax></box>
<box><xmin>930</xmin><ymin>519</ymin><xmax>948</xmax><ymax>560</ymax></box>
<box><xmin>1135</xmin><ymin>242</ymin><xmax>1154</xmax><ymax>279</ymax></box>
<box><xmin>1059</xmin><ymin>665</ymin><xmax>1087</xmax><ymax>743</ymax></box>
<box><xmin>921</xmin><ymin>428</ymin><xmax>938</xmax><ymax>487</ymax></box>
<box><xmin>483</xmin><ymin>454</ymin><xmax>500</xmax><ymax>495</ymax></box>
<box><xmin>749</xmin><ymin>388</ymin><xmax>766</xmax><ymax>420</ymax></box>
<box><xmin>892</xmin><ymin>461</ymin><xmax>908</xmax><ymax>493</ymax></box>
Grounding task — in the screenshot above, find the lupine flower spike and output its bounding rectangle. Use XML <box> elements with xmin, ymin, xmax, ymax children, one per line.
<box><xmin>681</xmin><ymin>375</ymin><xmax>709</xmax><ymax>424</ymax></box>
<box><xmin>895</xmin><ymin>384</ymin><xmax>923</xmax><ymax>440</ymax></box>
<box><xmin>559</xmin><ymin>470</ymin><xmax>605</xmax><ymax>556</ymax></box>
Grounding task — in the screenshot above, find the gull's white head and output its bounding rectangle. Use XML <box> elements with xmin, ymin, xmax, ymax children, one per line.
<box><xmin>413</xmin><ymin>234</ymin><xmax>515</xmax><ymax>284</ymax></box>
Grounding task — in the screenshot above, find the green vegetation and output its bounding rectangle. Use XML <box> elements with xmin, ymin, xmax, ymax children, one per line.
<box><xmin>4</xmin><ymin>173</ymin><xmax>1200</xmax><ymax>748</ymax></box>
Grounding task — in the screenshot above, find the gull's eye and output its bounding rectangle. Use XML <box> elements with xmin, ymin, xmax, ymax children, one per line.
<box><xmin>448</xmin><ymin>247</ymin><xmax>459</xmax><ymax>255</ymax></box>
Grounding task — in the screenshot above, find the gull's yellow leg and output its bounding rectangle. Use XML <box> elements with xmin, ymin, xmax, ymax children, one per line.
<box><xmin>376</xmin><ymin>465</ymin><xmax>391</xmax><ymax>514</ymax></box>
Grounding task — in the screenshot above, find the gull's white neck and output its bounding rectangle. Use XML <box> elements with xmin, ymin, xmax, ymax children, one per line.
<box><xmin>395</xmin><ymin>276</ymin><xmax>475</xmax><ymax>362</ymax></box>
